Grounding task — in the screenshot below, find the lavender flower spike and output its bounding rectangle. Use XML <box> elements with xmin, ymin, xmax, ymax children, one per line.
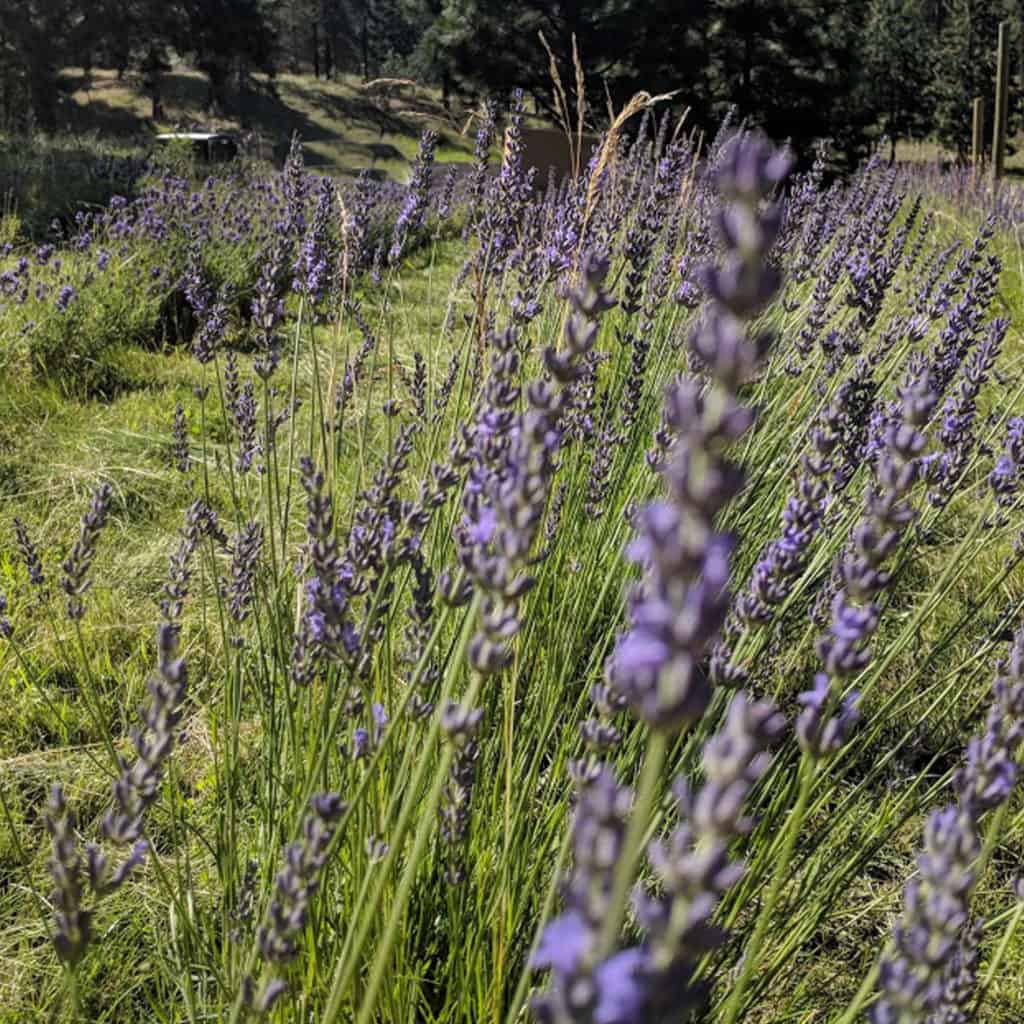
<box><xmin>246</xmin><ymin>793</ymin><xmax>347</xmax><ymax>1011</ymax></box>
<box><xmin>532</xmin><ymin>693</ymin><xmax>784</xmax><ymax>1023</ymax></box>
<box><xmin>13</xmin><ymin>516</ymin><xmax>46</xmax><ymax>588</ymax></box>
<box><xmin>61</xmin><ymin>481</ymin><xmax>114</xmax><ymax>620</ymax></box>
<box><xmin>800</xmin><ymin>356</ymin><xmax>936</xmax><ymax>759</ymax></box>
<box><xmin>638</xmin><ymin>693</ymin><xmax>785</xmax><ymax>1017</ymax></box>
<box><xmin>390</xmin><ymin>129</ymin><xmax>438</xmax><ymax>264</ymax></box>
<box><xmin>870</xmin><ymin>806</ymin><xmax>980</xmax><ymax>1024</ymax></box>
<box><xmin>989</xmin><ymin>415</ymin><xmax>1024</xmax><ymax>508</ymax></box>
<box><xmin>43</xmin><ymin>782</ymin><xmax>144</xmax><ymax>969</ymax></box>
<box><xmin>101</xmin><ymin>622</ymin><xmax>189</xmax><ymax>846</ymax></box>
<box><xmin>535</xmin><ymin>133</ymin><xmax>791</xmax><ymax>1024</ymax></box>
<box><xmin>531</xmin><ymin>764</ymin><xmax>635</xmax><ymax>1024</ymax></box>
<box><xmin>871</xmin><ymin>624</ymin><xmax>1024</xmax><ymax>1022</ymax></box>
<box><xmin>44</xmin><ymin>786</ymin><xmax>91</xmax><ymax>966</ymax></box>
<box><xmin>291</xmin><ymin>456</ymin><xmax>359</xmax><ymax>683</ymax></box>
<box><xmin>606</xmin><ymin>132</ymin><xmax>791</xmax><ymax>733</ymax></box>
<box><xmin>439</xmin><ymin>702</ymin><xmax>485</xmax><ymax>883</ymax></box>
<box><xmin>228</xmin><ymin>521</ymin><xmax>263</xmax><ymax>631</ymax></box>
<box><xmin>171</xmin><ymin>402</ymin><xmax>190</xmax><ymax>475</ymax></box>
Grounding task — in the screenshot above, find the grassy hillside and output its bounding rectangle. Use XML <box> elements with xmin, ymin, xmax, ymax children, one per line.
<box><xmin>1</xmin><ymin>67</ymin><xmax>482</xmax><ymax>241</ymax></box>
<box><xmin>54</xmin><ymin>66</ymin><xmax>477</xmax><ymax>179</ymax></box>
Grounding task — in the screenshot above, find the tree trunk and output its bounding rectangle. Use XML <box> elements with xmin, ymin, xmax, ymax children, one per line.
<box><xmin>290</xmin><ymin>2</ymin><xmax>301</xmax><ymax>74</ymax></box>
<box><xmin>442</xmin><ymin>67</ymin><xmax>451</xmax><ymax>111</ymax></box>
<box><xmin>312</xmin><ymin>20</ymin><xmax>320</xmax><ymax>78</ymax></box>
<box><xmin>147</xmin><ymin>72</ymin><xmax>165</xmax><ymax>121</ymax></box>
<box><xmin>206</xmin><ymin>64</ymin><xmax>229</xmax><ymax>116</ymax></box>
<box><xmin>28</xmin><ymin>70</ymin><xmax>58</xmax><ymax>133</ymax></box>
<box><xmin>361</xmin><ymin>0</ymin><xmax>369</xmax><ymax>80</ymax></box>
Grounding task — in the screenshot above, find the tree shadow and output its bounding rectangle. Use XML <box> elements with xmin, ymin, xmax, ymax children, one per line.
<box><xmin>47</xmin><ymin>69</ymin><xmax>439</xmax><ymax>179</ymax></box>
<box><xmin>280</xmin><ymin>80</ymin><xmax>416</xmax><ymax>140</ymax></box>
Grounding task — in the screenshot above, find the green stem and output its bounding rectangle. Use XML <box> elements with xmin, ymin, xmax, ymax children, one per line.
<box><xmin>831</xmin><ymin>957</ymin><xmax>880</xmax><ymax>1024</ymax></box>
<box><xmin>595</xmin><ymin>730</ymin><xmax>668</xmax><ymax>960</ymax></box>
<box><xmin>978</xmin><ymin>899</ymin><xmax>1024</xmax><ymax>1005</ymax></box>
<box><xmin>353</xmin><ymin>672</ymin><xmax>484</xmax><ymax>1024</ymax></box>
<box><xmin>224</xmin><ymin>588</ymin><xmax>469</xmax><ymax>1024</ymax></box>
<box><xmin>503</xmin><ymin>824</ymin><xmax>574</xmax><ymax>1024</ymax></box>
<box><xmin>720</xmin><ymin>754</ymin><xmax>817</xmax><ymax>1024</ymax></box>
<box><xmin>976</xmin><ymin>801</ymin><xmax>1011</xmax><ymax>883</ymax></box>
<box><xmin>315</xmin><ymin>595</ymin><xmax>479</xmax><ymax>1023</ymax></box>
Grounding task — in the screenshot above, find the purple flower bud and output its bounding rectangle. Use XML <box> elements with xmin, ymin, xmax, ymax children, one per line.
<box><xmin>13</xmin><ymin>517</ymin><xmax>45</xmax><ymax>589</ymax></box>
<box><xmin>61</xmin><ymin>481</ymin><xmax>114</xmax><ymax>620</ymax></box>
<box><xmin>252</xmin><ymin>792</ymin><xmax>346</xmax><ymax>1002</ymax></box>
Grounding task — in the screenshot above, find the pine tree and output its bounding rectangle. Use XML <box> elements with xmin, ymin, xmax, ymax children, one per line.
<box><xmin>862</xmin><ymin>0</ymin><xmax>935</xmax><ymax>160</ymax></box>
<box><xmin>0</xmin><ymin>0</ymin><xmax>88</xmax><ymax>131</ymax></box>
<box><xmin>175</xmin><ymin>0</ymin><xmax>278</xmax><ymax>113</ymax></box>
<box><xmin>703</xmin><ymin>0</ymin><xmax>874</xmax><ymax>160</ymax></box>
<box><xmin>931</xmin><ymin>0</ymin><xmax>1009</xmax><ymax>159</ymax></box>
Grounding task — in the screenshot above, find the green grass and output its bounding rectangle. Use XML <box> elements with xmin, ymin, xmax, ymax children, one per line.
<box><xmin>56</xmin><ymin>66</ymin><xmax>476</xmax><ymax>180</ymax></box>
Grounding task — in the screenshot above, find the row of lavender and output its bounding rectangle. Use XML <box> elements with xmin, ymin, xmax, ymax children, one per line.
<box><xmin>4</xmin><ymin>95</ymin><xmax>1024</xmax><ymax>1022</ymax></box>
<box><xmin>0</xmin><ymin>141</ymin><xmax>417</xmax><ymax>394</ymax></box>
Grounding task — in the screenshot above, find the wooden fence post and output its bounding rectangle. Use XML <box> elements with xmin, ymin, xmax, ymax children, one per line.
<box><xmin>972</xmin><ymin>96</ymin><xmax>985</xmax><ymax>172</ymax></box>
<box><xmin>992</xmin><ymin>20</ymin><xmax>1011</xmax><ymax>183</ymax></box>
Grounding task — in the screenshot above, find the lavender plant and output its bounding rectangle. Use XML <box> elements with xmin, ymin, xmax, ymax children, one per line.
<box><xmin>5</xmin><ymin>100</ymin><xmax>1024</xmax><ymax>1024</ymax></box>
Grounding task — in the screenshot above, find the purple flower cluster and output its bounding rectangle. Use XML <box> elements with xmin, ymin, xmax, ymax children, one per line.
<box><xmin>457</xmin><ymin>255</ymin><xmax>616</xmax><ymax>676</ymax></box>
<box><xmin>251</xmin><ymin>240</ymin><xmax>288</xmax><ymax>379</ymax></box>
<box><xmin>246</xmin><ymin>793</ymin><xmax>347</xmax><ymax>1012</ymax></box>
<box><xmin>390</xmin><ymin>129</ymin><xmax>438</xmax><ymax>265</ymax></box>
<box><xmin>41</xmin><ymin>618</ymin><xmax>196</xmax><ymax>967</ymax></box>
<box><xmin>13</xmin><ymin>516</ymin><xmax>45</xmax><ymax>590</ymax></box>
<box><xmin>873</xmin><ymin>626</ymin><xmax>1024</xmax><ymax>1022</ymax></box>
<box><xmin>171</xmin><ymin>402</ymin><xmax>190</xmax><ymax>475</ymax></box>
<box><xmin>710</xmin><ymin>397</ymin><xmax>843</xmax><ymax>688</ymax></box>
<box><xmin>534</xmin><ymin>133</ymin><xmax>792</xmax><ymax>1023</ymax></box>
<box><xmin>160</xmin><ymin>499</ymin><xmax>206</xmax><ymax>623</ymax></box>
<box><xmin>291</xmin><ymin>456</ymin><xmax>359</xmax><ymax>683</ymax></box>
<box><xmin>439</xmin><ymin>702</ymin><xmax>484</xmax><ymax>883</ymax></box>
<box><xmin>464</xmin><ymin>100</ymin><xmax>497</xmax><ymax>235</ymax></box>
<box><xmin>192</xmin><ymin>286</ymin><xmax>232</xmax><ymax>365</ymax></box>
<box><xmin>293</xmin><ymin>176</ymin><xmax>335</xmax><ymax>302</ymax></box>
<box><xmin>43</xmin><ymin>785</ymin><xmax>142</xmax><ymax>966</ymax></box>
<box><xmin>989</xmin><ymin>416</ymin><xmax>1024</xmax><ymax>506</ymax></box>
<box><xmin>740</xmin><ymin>411</ymin><xmax>840</xmax><ymax>626</ymax></box>
<box><xmin>402</xmin><ymin>550</ymin><xmax>439</xmax><ymax>719</ymax></box>
<box><xmin>228</xmin><ymin>521</ymin><xmax>263</xmax><ymax>633</ymax></box>
<box><xmin>926</xmin><ymin>317</ymin><xmax>1008</xmax><ymax>506</ymax></box>
<box><xmin>533</xmin><ymin>693</ymin><xmax>784</xmax><ymax>1023</ymax></box>
<box><xmin>101</xmin><ymin>622</ymin><xmax>189</xmax><ymax>846</ymax></box>
<box><xmin>801</xmin><ymin>359</ymin><xmax>936</xmax><ymax>757</ymax></box>
<box><xmin>61</xmin><ymin>481</ymin><xmax>114</xmax><ymax>620</ymax></box>
<box><xmin>605</xmin><ymin>134</ymin><xmax>791</xmax><ymax>732</ymax></box>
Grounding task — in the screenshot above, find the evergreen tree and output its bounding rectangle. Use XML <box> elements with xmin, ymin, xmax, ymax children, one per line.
<box><xmin>702</xmin><ymin>0</ymin><xmax>873</xmax><ymax>159</ymax></box>
<box><xmin>862</xmin><ymin>0</ymin><xmax>935</xmax><ymax>160</ymax></box>
<box><xmin>176</xmin><ymin>0</ymin><xmax>278</xmax><ymax>113</ymax></box>
<box><xmin>931</xmin><ymin>0</ymin><xmax>1008</xmax><ymax>159</ymax></box>
<box><xmin>0</xmin><ymin>0</ymin><xmax>88</xmax><ymax>131</ymax></box>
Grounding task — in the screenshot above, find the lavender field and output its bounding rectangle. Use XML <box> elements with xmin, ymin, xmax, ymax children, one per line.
<box><xmin>3</xmin><ymin>95</ymin><xmax>1024</xmax><ymax>1024</ymax></box>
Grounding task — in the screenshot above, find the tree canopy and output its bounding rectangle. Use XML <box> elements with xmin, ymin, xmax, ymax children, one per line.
<box><xmin>1</xmin><ymin>0</ymin><xmax>1021</xmax><ymax>163</ymax></box>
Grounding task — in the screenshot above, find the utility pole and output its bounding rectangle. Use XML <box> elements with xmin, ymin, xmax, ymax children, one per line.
<box><xmin>992</xmin><ymin>20</ymin><xmax>1010</xmax><ymax>183</ymax></box>
<box><xmin>972</xmin><ymin>96</ymin><xmax>985</xmax><ymax>174</ymax></box>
